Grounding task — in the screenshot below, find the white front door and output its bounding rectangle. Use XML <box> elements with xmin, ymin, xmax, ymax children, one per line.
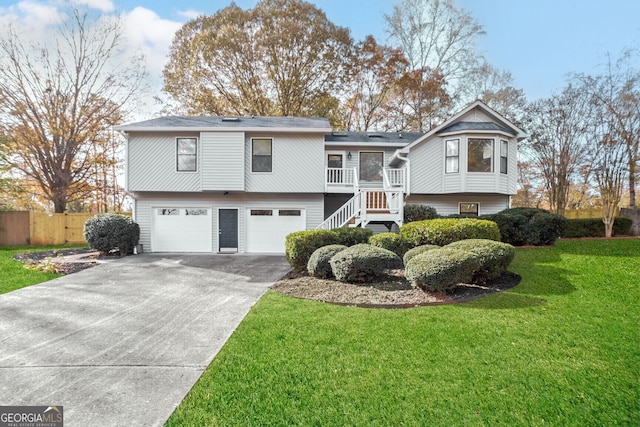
<box><xmin>151</xmin><ymin>207</ymin><xmax>212</xmax><ymax>252</ymax></box>
<box><xmin>245</xmin><ymin>208</ymin><xmax>305</xmax><ymax>253</ymax></box>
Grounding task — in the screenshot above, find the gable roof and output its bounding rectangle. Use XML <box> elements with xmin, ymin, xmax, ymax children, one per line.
<box><xmin>395</xmin><ymin>100</ymin><xmax>527</xmax><ymax>156</ymax></box>
<box><xmin>439</xmin><ymin>121</ymin><xmax>515</xmax><ymax>135</ymax></box>
<box><xmin>116</xmin><ymin>115</ymin><xmax>332</xmax><ymax>133</ymax></box>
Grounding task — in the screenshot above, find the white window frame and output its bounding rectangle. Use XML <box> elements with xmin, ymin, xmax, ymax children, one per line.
<box><xmin>445</xmin><ymin>139</ymin><xmax>459</xmax><ymax>174</ymax></box>
<box><xmin>459</xmin><ymin>202</ymin><xmax>479</xmax><ymax>217</ymax></box>
<box><xmin>467</xmin><ymin>138</ymin><xmax>494</xmax><ymax>173</ymax></box>
<box><xmin>176</xmin><ymin>137</ymin><xmax>198</xmax><ymax>172</ymax></box>
<box><xmin>359</xmin><ymin>151</ymin><xmax>384</xmax><ymax>182</ymax></box>
<box><xmin>251</xmin><ymin>137</ymin><xmax>273</xmax><ymax>173</ymax></box>
<box><xmin>500</xmin><ymin>139</ymin><xmax>508</xmax><ymax>174</ymax></box>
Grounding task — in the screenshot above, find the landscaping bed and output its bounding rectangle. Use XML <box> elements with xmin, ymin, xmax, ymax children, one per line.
<box><xmin>271</xmin><ymin>270</ymin><xmax>521</xmax><ymax>307</ymax></box>
<box><xmin>13</xmin><ymin>248</ymin><xmax>100</xmax><ymax>275</ymax></box>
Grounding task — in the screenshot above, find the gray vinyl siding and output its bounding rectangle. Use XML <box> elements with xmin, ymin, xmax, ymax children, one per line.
<box><xmin>201</xmin><ymin>132</ymin><xmax>245</xmax><ymax>191</ymax></box>
<box><xmin>133</xmin><ymin>192</ymin><xmax>323</xmax><ymax>252</ymax></box>
<box><xmin>409</xmin><ymin>134</ymin><xmax>517</xmax><ymax>195</ymax></box>
<box><xmin>127</xmin><ymin>132</ymin><xmax>201</xmax><ymax>192</ymax></box>
<box><xmin>406</xmin><ymin>194</ymin><xmax>510</xmax><ymax>216</ymax></box>
<box><xmin>245</xmin><ymin>133</ymin><xmax>325</xmax><ymax>192</ymax></box>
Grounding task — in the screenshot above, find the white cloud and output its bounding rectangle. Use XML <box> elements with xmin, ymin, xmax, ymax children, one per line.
<box><xmin>177</xmin><ymin>9</ymin><xmax>202</xmax><ymax>20</ymax></box>
<box><xmin>122</xmin><ymin>7</ymin><xmax>181</xmax><ymax>77</ymax></box>
<box><xmin>71</xmin><ymin>0</ymin><xmax>115</xmax><ymax>13</ymax></box>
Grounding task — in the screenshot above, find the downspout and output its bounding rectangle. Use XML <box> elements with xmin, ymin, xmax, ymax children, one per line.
<box><xmin>395</xmin><ymin>153</ymin><xmax>410</xmax><ymax>197</ymax></box>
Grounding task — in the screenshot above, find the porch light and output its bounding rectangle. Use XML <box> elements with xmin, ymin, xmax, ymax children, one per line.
<box><xmin>347</xmin><ymin>152</ymin><xmax>352</xmax><ymax>160</ymax></box>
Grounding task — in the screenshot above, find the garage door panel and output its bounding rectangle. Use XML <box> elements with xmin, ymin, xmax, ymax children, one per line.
<box><xmin>152</xmin><ymin>207</ymin><xmax>212</xmax><ymax>252</ymax></box>
<box><xmin>246</xmin><ymin>209</ymin><xmax>305</xmax><ymax>253</ymax></box>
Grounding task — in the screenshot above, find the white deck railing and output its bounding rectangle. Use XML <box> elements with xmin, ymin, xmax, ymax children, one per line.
<box><xmin>383</xmin><ymin>167</ymin><xmax>405</xmax><ymax>190</ymax></box>
<box><xmin>316</xmin><ymin>192</ymin><xmax>362</xmax><ymax>230</ymax></box>
<box><xmin>325</xmin><ymin>167</ymin><xmax>359</xmax><ymax>192</ymax></box>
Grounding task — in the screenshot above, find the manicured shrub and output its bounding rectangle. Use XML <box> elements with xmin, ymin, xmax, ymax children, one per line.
<box><xmin>329</xmin><ymin>244</ymin><xmax>403</xmax><ymax>283</ymax></box>
<box><xmin>285</xmin><ymin>229</ymin><xmax>338</xmax><ymax>272</ymax></box>
<box><xmin>331</xmin><ymin>227</ymin><xmax>374</xmax><ymax>246</ymax></box>
<box><xmin>84</xmin><ymin>213</ymin><xmax>140</xmax><ymax>255</ymax></box>
<box><xmin>369</xmin><ymin>232</ymin><xmax>410</xmax><ymax>257</ymax></box>
<box><xmin>482</xmin><ymin>207</ymin><xmax>568</xmax><ymax>246</ymax></box>
<box><xmin>403</xmin><ymin>204</ymin><xmax>439</xmax><ymax>223</ymax></box>
<box><xmin>400</xmin><ymin>218</ymin><xmax>500</xmax><ymax>247</ymax></box>
<box><xmin>402</xmin><ymin>244</ymin><xmax>442</xmax><ymax>266</ymax></box>
<box><xmin>562</xmin><ymin>217</ymin><xmax>633</xmax><ymax>238</ymax></box>
<box><xmin>445</xmin><ymin>239</ymin><xmax>515</xmax><ymax>282</ymax></box>
<box><xmin>307</xmin><ymin>245</ymin><xmax>348</xmax><ymax>279</ymax></box>
<box><xmin>405</xmin><ymin>248</ymin><xmax>481</xmax><ymax>292</ymax></box>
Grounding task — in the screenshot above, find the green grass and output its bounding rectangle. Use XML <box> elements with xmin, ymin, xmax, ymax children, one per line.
<box><xmin>0</xmin><ymin>245</ymin><xmax>87</xmax><ymax>295</ymax></box>
<box><xmin>167</xmin><ymin>239</ymin><xmax>640</xmax><ymax>426</ymax></box>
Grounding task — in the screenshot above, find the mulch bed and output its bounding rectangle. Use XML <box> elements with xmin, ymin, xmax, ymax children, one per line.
<box><xmin>271</xmin><ymin>270</ymin><xmax>521</xmax><ymax>308</ymax></box>
<box><xmin>13</xmin><ymin>248</ymin><xmax>104</xmax><ymax>275</ymax></box>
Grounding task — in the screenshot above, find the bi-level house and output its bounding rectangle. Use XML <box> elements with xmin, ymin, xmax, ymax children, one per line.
<box><xmin>117</xmin><ymin>100</ymin><xmax>526</xmax><ymax>253</ymax></box>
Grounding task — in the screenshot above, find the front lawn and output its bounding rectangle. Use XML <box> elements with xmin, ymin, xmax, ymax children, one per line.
<box><xmin>0</xmin><ymin>245</ymin><xmax>87</xmax><ymax>295</ymax></box>
<box><xmin>167</xmin><ymin>239</ymin><xmax>639</xmax><ymax>426</ymax></box>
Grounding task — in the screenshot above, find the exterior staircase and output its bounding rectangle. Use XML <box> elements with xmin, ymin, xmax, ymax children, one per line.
<box><xmin>317</xmin><ymin>165</ymin><xmax>408</xmax><ymax>230</ymax></box>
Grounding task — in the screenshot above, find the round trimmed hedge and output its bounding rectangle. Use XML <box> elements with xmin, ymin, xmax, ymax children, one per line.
<box><xmin>482</xmin><ymin>207</ymin><xmax>567</xmax><ymax>246</ymax></box>
<box><xmin>402</xmin><ymin>244</ymin><xmax>441</xmax><ymax>266</ymax></box>
<box><xmin>399</xmin><ymin>218</ymin><xmax>500</xmax><ymax>247</ymax></box>
<box><xmin>329</xmin><ymin>244</ymin><xmax>403</xmax><ymax>283</ymax></box>
<box><xmin>369</xmin><ymin>232</ymin><xmax>409</xmax><ymax>257</ymax></box>
<box><xmin>445</xmin><ymin>239</ymin><xmax>515</xmax><ymax>281</ymax></box>
<box><xmin>307</xmin><ymin>245</ymin><xmax>348</xmax><ymax>279</ymax></box>
<box><xmin>405</xmin><ymin>248</ymin><xmax>481</xmax><ymax>292</ymax></box>
<box><xmin>84</xmin><ymin>213</ymin><xmax>140</xmax><ymax>255</ymax></box>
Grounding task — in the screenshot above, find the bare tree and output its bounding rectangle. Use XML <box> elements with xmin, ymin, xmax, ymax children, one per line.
<box><xmin>385</xmin><ymin>0</ymin><xmax>484</xmax><ymax>101</ymax></box>
<box><xmin>0</xmin><ymin>9</ymin><xmax>146</xmax><ymax>213</ymax></box>
<box><xmin>592</xmin><ymin>132</ymin><xmax>627</xmax><ymax>237</ymax></box>
<box><xmin>523</xmin><ymin>85</ymin><xmax>592</xmax><ymax>216</ymax></box>
<box><xmin>576</xmin><ymin>51</ymin><xmax>640</xmax><ymax>209</ymax></box>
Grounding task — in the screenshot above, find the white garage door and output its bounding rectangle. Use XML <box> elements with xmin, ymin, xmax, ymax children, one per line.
<box><xmin>246</xmin><ymin>208</ymin><xmax>305</xmax><ymax>253</ymax></box>
<box><xmin>151</xmin><ymin>207</ymin><xmax>212</xmax><ymax>252</ymax></box>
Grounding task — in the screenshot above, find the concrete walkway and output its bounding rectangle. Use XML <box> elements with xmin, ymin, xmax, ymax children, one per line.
<box><xmin>0</xmin><ymin>253</ymin><xmax>291</xmax><ymax>426</ymax></box>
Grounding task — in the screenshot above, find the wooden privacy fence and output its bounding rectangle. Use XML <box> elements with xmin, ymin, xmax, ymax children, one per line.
<box><xmin>563</xmin><ymin>208</ymin><xmax>619</xmax><ymax>219</ymax></box>
<box><xmin>0</xmin><ymin>212</ymin><xmax>131</xmax><ymax>246</ymax></box>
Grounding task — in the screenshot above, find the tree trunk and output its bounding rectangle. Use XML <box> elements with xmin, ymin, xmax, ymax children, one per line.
<box><xmin>53</xmin><ymin>195</ymin><xmax>67</xmax><ymax>213</ymax></box>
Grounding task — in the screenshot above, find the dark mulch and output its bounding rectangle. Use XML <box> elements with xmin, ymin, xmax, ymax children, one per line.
<box><xmin>271</xmin><ymin>271</ymin><xmax>521</xmax><ymax>308</ymax></box>
<box><xmin>13</xmin><ymin>248</ymin><xmax>103</xmax><ymax>275</ymax></box>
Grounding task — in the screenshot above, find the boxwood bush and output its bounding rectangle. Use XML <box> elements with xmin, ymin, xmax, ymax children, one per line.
<box><xmin>307</xmin><ymin>245</ymin><xmax>348</xmax><ymax>279</ymax></box>
<box><xmin>84</xmin><ymin>213</ymin><xmax>140</xmax><ymax>255</ymax></box>
<box><xmin>482</xmin><ymin>207</ymin><xmax>567</xmax><ymax>246</ymax></box>
<box><xmin>403</xmin><ymin>204</ymin><xmax>439</xmax><ymax>223</ymax></box>
<box><xmin>445</xmin><ymin>239</ymin><xmax>515</xmax><ymax>282</ymax></box>
<box><xmin>332</xmin><ymin>227</ymin><xmax>374</xmax><ymax>246</ymax></box>
<box><xmin>285</xmin><ymin>229</ymin><xmax>339</xmax><ymax>272</ymax></box>
<box><xmin>369</xmin><ymin>232</ymin><xmax>410</xmax><ymax>257</ymax></box>
<box><xmin>402</xmin><ymin>244</ymin><xmax>441</xmax><ymax>266</ymax></box>
<box><xmin>405</xmin><ymin>248</ymin><xmax>481</xmax><ymax>292</ymax></box>
<box><xmin>329</xmin><ymin>244</ymin><xmax>403</xmax><ymax>283</ymax></box>
<box><xmin>562</xmin><ymin>217</ymin><xmax>633</xmax><ymax>238</ymax></box>
<box><xmin>400</xmin><ymin>218</ymin><xmax>500</xmax><ymax>247</ymax></box>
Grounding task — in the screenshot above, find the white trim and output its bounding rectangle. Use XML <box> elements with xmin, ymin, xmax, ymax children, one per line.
<box><xmin>324</xmin><ymin>141</ymin><xmax>408</xmax><ymax>148</ymax></box>
<box><xmin>326</xmin><ymin>150</ymin><xmax>346</xmax><ymax>167</ymax></box>
<box><xmin>175</xmin><ymin>137</ymin><xmax>199</xmax><ymax>173</ymax></box>
<box><xmin>217</xmin><ymin>207</ymin><xmax>239</xmax><ymax>253</ymax></box>
<box><xmin>444</xmin><ymin>138</ymin><xmax>460</xmax><ymax>174</ymax></box>
<box><xmin>459</xmin><ymin>202</ymin><xmax>480</xmax><ymax>216</ymax></box>
<box><xmin>250</xmin><ymin>137</ymin><xmax>274</xmax><ymax>174</ymax></box>
<box><xmin>119</xmin><ymin>126</ymin><xmax>331</xmax><ymax>133</ymax></box>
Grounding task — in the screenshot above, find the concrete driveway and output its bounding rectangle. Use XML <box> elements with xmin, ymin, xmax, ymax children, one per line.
<box><xmin>0</xmin><ymin>253</ymin><xmax>291</xmax><ymax>426</ymax></box>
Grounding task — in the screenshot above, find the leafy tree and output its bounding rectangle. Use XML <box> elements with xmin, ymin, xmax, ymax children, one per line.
<box><xmin>163</xmin><ymin>0</ymin><xmax>353</xmax><ymax>124</ymax></box>
<box><xmin>342</xmin><ymin>36</ymin><xmax>408</xmax><ymax>131</ymax></box>
<box><xmin>0</xmin><ymin>9</ymin><xmax>146</xmax><ymax>213</ymax></box>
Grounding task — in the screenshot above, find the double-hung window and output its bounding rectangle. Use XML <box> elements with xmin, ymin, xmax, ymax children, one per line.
<box><xmin>252</xmin><ymin>138</ymin><xmax>272</xmax><ymax>172</ymax></box>
<box><xmin>500</xmin><ymin>140</ymin><xmax>508</xmax><ymax>174</ymax></box>
<box><xmin>468</xmin><ymin>138</ymin><xmax>494</xmax><ymax>172</ymax></box>
<box><xmin>177</xmin><ymin>138</ymin><xmax>197</xmax><ymax>172</ymax></box>
<box><xmin>445</xmin><ymin>139</ymin><xmax>459</xmax><ymax>173</ymax></box>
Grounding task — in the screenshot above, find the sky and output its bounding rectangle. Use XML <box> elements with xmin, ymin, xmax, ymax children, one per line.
<box><xmin>1</xmin><ymin>0</ymin><xmax>639</xmax><ymax>117</ymax></box>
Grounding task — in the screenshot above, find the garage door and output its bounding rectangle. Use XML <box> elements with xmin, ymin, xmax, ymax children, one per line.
<box><xmin>151</xmin><ymin>207</ymin><xmax>212</xmax><ymax>252</ymax></box>
<box><xmin>246</xmin><ymin>208</ymin><xmax>305</xmax><ymax>253</ymax></box>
